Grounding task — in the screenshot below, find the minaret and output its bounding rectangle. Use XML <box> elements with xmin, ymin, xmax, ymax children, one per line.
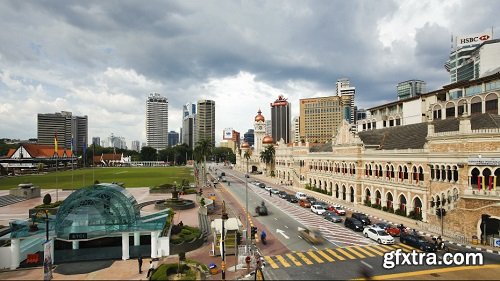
<box><xmin>254</xmin><ymin>109</ymin><xmax>266</xmax><ymax>155</ymax></box>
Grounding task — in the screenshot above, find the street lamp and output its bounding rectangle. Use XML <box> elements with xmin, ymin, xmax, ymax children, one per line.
<box><xmin>245</xmin><ymin>158</ymin><xmax>249</xmax><ymax>248</ymax></box>
<box><xmin>221</xmin><ymin>201</ymin><xmax>229</xmax><ymax>281</ymax></box>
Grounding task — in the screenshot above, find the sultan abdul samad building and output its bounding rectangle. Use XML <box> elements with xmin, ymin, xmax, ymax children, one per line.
<box><xmin>237</xmin><ymin>72</ymin><xmax>500</xmax><ymax>245</ymax></box>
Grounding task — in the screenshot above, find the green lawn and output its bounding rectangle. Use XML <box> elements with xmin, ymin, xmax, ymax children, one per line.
<box><xmin>0</xmin><ymin>167</ymin><xmax>195</xmax><ymax>190</ymax></box>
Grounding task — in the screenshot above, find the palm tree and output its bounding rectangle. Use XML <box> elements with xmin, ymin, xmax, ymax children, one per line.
<box><xmin>194</xmin><ymin>139</ymin><xmax>213</xmax><ymax>186</ymax></box>
<box><xmin>259</xmin><ymin>145</ymin><xmax>275</xmax><ymax>176</ymax></box>
<box><xmin>243</xmin><ymin>150</ymin><xmax>252</xmax><ymax>174</ymax></box>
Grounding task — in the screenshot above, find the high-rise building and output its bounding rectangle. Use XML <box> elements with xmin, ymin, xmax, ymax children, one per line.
<box><xmin>131</xmin><ymin>140</ymin><xmax>141</xmax><ymax>152</ymax></box>
<box><xmin>292</xmin><ymin>116</ymin><xmax>300</xmax><ymax>144</ymax></box>
<box><xmin>92</xmin><ymin>137</ymin><xmax>100</xmax><ymax>147</ymax></box>
<box><xmin>265</xmin><ymin>120</ymin><xmax>272</xmax><ymax>136</ymax></box>
<box><xmin>146</xmin><ymin>93</ymin><xmax>168</xmax><ymax>150</ymax></box>
<box><xmin>243</xmin><ymin>129</ymin><xmax>255</xmax><ymax>147</ymax></box>
<box><xmin>445</xmin><ymin>30</ymin><xmax>496</xmax><ymax>84</ymax></box>
<box><xmin>336</xmin><ymin>78</ymin><xmax>356</xmax><ymax>124</ymax></box>
<box><xmin>182</xmin><ymin>102</ymin><xmax>196</xmax><ymax>149</ymax></box>
<box><xmin>270</xmin><ymin>95</ymin><xmax>291</xmax><ymax>144</ymax></box>
<box><xmin>397</xmin><ymin>80</ymin><xmax>426</xmax><ymax>100</ymax></box>
<box><xmin>37</xmin><ymin>111</ymin><xmax>88</xmax><ymax>153</ymax></box>
<box><xmin>299</xmin><ymin>95</ymin><xmax>344</xmax><ymax>143</ymax></box>
<box><xmin>107</xmin><ymin>133</ymin><xmax>127</xmax><ymax>149</ymax></box>
<box><xmin>168</xmin><ymin>131</ymin><xmax>179</xmax><ymax>147</ymax></box>
<box><xmin>195</xmin><ymin>100</ymin><xmax>215</xmax><ymax>146</ymax></box>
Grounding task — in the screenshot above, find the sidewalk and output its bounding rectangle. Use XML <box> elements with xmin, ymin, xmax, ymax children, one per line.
<box><xmin>250</xmin><ymin>174</ymin><xmax>500</xmax><ymax>255</ymax></box>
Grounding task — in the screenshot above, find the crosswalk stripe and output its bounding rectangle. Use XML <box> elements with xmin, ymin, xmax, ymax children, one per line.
<box><xmin>378</xmin><ymin>244</ymin><xmax>397</xmax><ymax>251</ymax></box>
<box><xmin>296</xmin><ymin>252</ymin><xmax>314</xmax><ymax>265</ymax></box>
<box><xmin>351</xmin><ymin>246</ymin><xmax>376</xmax><ymax>257</ymax></box>
<box><xmin>275</xmin><ymin>255</ymin><xmax>291</xmax><ymax>268</ymax></box>
<box><xmin>316</xmin><ymin>250</ymin><xmax>335</xmax><ymax>262</ymax></box>
<box><xmin>335</xmin><ymin>248</ymin><xmax>356</xmax><ymax>259</ymax></box>
<box><xmin>326</xmin><ymin>248</ymin><xmax>346</xmax><ymax>261</ymax></box>
<box><xmin>387</xmin><ymin>244</ymin><xmax>413</xmax><ymax>252</ymax></box>
<box><xmin>286</xmin><ymin>253</ymin><xmax>302</xmax><ymax>266</ymax></box>
<box><xmin>368</xmin><ymin>245</ymin><xmax>392</xmax><ymax>255</ymax></box>
<box><xmin>344</xmin><ymin>247</ymin><xmax>366</xmax><ymax>259</ymax></box>
<box><xmin>264</xmin><ymin>256</ymin><xmax>279</xmax><ymax>269</ymax></box>
<box><xmin>306</xmin><ymin>251</ymin><xmax>324</xmax><ymax>263</ymax></box>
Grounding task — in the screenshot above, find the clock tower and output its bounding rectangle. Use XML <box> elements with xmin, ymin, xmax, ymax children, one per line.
<box><xmin>254</xmin><ymin>109</ymin><xmax>266</xmax><ymax>155</ymax></box>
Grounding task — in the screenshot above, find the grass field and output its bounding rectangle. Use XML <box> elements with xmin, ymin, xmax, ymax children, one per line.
<box><xmin>0</xmin><ymin>167</ymin><xmax>195</xmax><ymax>190</ymax></box>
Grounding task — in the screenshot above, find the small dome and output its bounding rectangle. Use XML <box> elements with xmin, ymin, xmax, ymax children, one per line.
<box><xmin>262</xmin><ymin>135</ymin><xmax>274</xmax><ymax>144</ymax></box>
<box><xmin>241</xmin><ymin>142</ymin><xmax>250</xmax><ymax>148</ymax></box>
<box><xmin>255</xmin><ymin>109</ymin><xmax>265</xmax><ymax>122</ymax></box>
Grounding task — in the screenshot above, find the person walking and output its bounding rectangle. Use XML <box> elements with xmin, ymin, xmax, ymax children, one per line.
<box><xmin>146</xmin><ymin>260</ymin><xmax>154</xmax><ymax>278</ymax></box>
<box><xmin>138</xmin><ymin>256</ymin><xmax>143</xmax><ymax>274</ymax></box>
<box><xmin>269</xmin><ymin>189</ymin><xmax>272</xmax><ymax>197</ymax></box>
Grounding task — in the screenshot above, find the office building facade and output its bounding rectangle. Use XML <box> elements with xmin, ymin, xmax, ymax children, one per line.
<box><xmin>131</xmin><ymin>140</ymin><xmax>141</xmax><ymax>152</ymax></box>
<box><xmin>146</xmin><ymin>93</ymin><xmax>168</xmax><ymax>150</ymax></box>
<box><xmin>182</xmin><ymin>102</ymin><xmax>196</xmax><ymax>149</ymax></box>
<box><xmin>195</xmin><ymin>100</ymin><xmax>215</xmax><ymax>146</ymax></box>
<box><xmin>243</xmin><ymin>129</ymin><xmax>255</xmax><ymax>147</ymax></box>
<box><xmin>37</xmin><ymin>111</ymin><xmax>88</xmax><ymax>153</ymax></box>
<box><xmin>299</xmin><ymin>95</ymin><xmax>344</xmax><ymax>143</ymax></box>
<box><xmin>292</xmin><ymin>116</ymin><xmax>300</xmax><ymax>144</ymax></box>
<box><xmin>92</xmin><ymin>137</ymin><xmax>100</xmax><ymax>147</ymax></box>
<box><xmin>336</xmin><ymin>78</ymin><xmax>356</xmax><ymax>124</ymax></box>
<box><xmin>168</xmin><ymin>131</ymin><xmax>179</xmax><ymax>147</ymax></box>
<box><xmin>397</xmin><ymin>80</ymin><xmax>426</xmax><ymax>100</ymax></box>
<box><xmin>270</xmin><ymin>95</ymin><xmax>291</xmax><ymax>144</ymax></box>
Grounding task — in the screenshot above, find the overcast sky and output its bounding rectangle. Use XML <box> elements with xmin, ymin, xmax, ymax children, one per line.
<box><xmin>1</xmin><ymin>0</ymin><xmax>499</xmax><ymax>147</ymax></box>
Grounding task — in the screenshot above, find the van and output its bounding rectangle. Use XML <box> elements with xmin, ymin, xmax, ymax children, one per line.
<box><xmin>295</xmin><ymin>191</ymin><xmax>307</xmax><ymax>200</ymax></box>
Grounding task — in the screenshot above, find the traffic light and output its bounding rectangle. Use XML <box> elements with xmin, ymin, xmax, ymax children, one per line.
<box><xmin>251</xmin><ymin>227</ymin><xmax>257</xmax><ymax>238</ymax></box>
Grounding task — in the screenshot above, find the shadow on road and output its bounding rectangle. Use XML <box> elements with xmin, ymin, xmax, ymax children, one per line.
<box><xmin>54</xmin><ymin>260</ymin><xmax>114</xmax><ymax>275</ymax></box>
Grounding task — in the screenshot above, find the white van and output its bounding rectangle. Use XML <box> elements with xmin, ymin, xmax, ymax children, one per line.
<box><xmin>295</xmin><ymin>191</ymin><xmax>307</xmax><ymax>200</ymax></box>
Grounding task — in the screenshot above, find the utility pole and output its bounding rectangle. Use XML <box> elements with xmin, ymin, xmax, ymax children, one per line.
<box><xmin>440</xmin><ymin>208</ymin><xmax>444</xmax><ymax>237</ymax></box>
<box><xmin>221</xmin><ymin>201</ymin><xmax>228</xmax><ymax>281</ymax></box>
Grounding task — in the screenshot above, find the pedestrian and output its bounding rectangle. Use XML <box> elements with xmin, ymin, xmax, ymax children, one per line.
<box><xmin>138</xmin><ymin>256</ymin><xmax>143</xmax><ymax>274</ymax></box>
<box><xmin>146</xmin><ymin>260</ymin><xmax>154</xmax><ymax>278</ymax></box>
<box><xmin>269</xmin><ymin>189</ymin><xmax>272</xmax><ymax>197</ymax></box>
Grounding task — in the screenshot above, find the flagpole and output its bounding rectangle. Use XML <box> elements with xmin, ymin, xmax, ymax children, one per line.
<box><xmin>92</xmin><ymin>144</ymin><xmax>95</xmax><ymax>184</ymax></box>
<box><xmin>56</xmin><ymin>157</ymin><xmax>58</xmax><ymax>202</ymax></box>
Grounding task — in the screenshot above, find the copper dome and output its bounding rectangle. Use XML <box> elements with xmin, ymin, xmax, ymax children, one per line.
<box><xmin>262</xmin><ymin>135</ymin><xmax>274</xmax><ymax>144</ymax></box>
<box><xmin>241</xmin><ymin>142</ymin><xmax>250</xmax><ymax>148</ymax></box>
<box><xmin>255</xmin><ymin>109</ymin><xmax>265</xmax><ymax>122</ymax></box>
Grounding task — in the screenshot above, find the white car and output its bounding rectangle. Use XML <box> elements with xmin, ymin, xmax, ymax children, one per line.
<box><xmin>271</xmin><ymin>188</ymin><xmax>280</xmax><ymax>194</ymax></box>
<box><xmin>311</xmin><ymin>204</ymin><xmax>327</xmax><ymax>215</ymax></box>
<box><xmin>333</xmin><ymin>206</ymin><xmax>346</xmax><ymax>216</ymax></box>
<box><xmin>363</xmin><ymin>227</ymin><xmax>395</xmax><ymax>244</ymax></box>
<box><xmin>265</xmin><ymin>186</ymin><xmax>273</xmax><ymax>191</ymax></box>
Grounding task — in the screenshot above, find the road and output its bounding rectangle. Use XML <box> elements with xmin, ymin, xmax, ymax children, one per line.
<box><xmin>210</xmin><ymin>164</ymin><xmax>500</xmax><ymax>280</ymax></box>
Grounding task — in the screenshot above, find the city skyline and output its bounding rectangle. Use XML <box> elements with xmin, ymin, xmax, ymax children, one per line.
<box><xmin>0</xmin><ymin>1</ymin><xmax>499</xmax><ymax>145</ymax></box>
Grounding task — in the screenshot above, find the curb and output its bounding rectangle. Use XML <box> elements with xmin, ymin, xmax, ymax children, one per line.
<box><xmin>250</xmin><ymin>175</ymin><xmax>500</xmax><ymax>256</ymax></box>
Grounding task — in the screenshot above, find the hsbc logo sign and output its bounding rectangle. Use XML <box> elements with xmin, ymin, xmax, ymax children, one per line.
<box><xmin>457</xmin><ymin>31</ymin><xmax>493</xmax><ymax>48</ymax></box>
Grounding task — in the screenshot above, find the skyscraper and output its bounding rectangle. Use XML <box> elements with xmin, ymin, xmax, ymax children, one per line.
<box><xmin>270</xmin><ymin>95</ymin><xmax>291</xmax><ymax>144</ymax></box>
<box><xmin>397</xmin><ymin>80</ymin><xmax>426</xmax><ymax>100</ymax></box>
<box><xmin>168</xmin><ymin>131</ymin><xmax>179</xmax><ymax>147</ymax></box>
<box><xmin>299</xmin><ymin>96</ymin><xmax>344</xmax><ymax>143</ymax></box>
<box><xmin>182</xmin><ymin>103</ymin><xmax>196</xmax><ymax>149</ymax></box>
<box><xmin>292</xmin><ymin>116</ymin><xmax>300</xmax><ymax>144</ymax></box>
<box><xmin>92</xmin><ymin>137</ymin><xmax>100</xmax><ymax>147</ymax></box>
<box><xmin>131</xmin><ymin>140</ymin><xmax>141</xmax><ymax>152</ymax></box>
<box><xmin>146</xmin><ymin>93</ymin><xmax>168</xmax><ymax>150</ymax></box>
<box><xmin>243</xmin><ymin>129</ymin><xmax>255</xmax><ymax>147</ymax></box>
<box><xmin>37</xmin><ymin>111</ymin><xmax>88</xmax><ymax>153</ymax></box>
<box><xmin>336</xmin><ymin>78</ymin><xmax>356</xmax><ymax>124</ymax></box>
<box><xmin>195</xmin><ymin>100</ymin><xmax>215</xmax><ymax>146</ymax></box>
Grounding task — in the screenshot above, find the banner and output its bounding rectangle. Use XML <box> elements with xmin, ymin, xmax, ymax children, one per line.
<box><xmin>456</xmin><ymin>31</ymin><xmax>492</xmax><ymax>49</ymax></box>
<box><xmin>43</xmin><ymin>240</ymin><xmax>53</xmax><ymax>281</ymax></box>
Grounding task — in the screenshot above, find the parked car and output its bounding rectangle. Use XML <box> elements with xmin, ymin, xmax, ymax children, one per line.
<box><xmin>311</xmin><ymin>204</ymin><xmax>327</xmax><ymax>215</ymax></box>
<box><xmin>306</xmin><ymin>196</ymin><xmax>317</xmax><ymax>205</ymax></box>
<box><xmin>332</xmin><ymin>206</ymin><xmax>346</xmax><ymax>216</ymax></box>
<box><xmin>315</xmin><ymin>201</ymin><xmax>329</xmax><ymax>209</ymax></box>
<box><xmin>351</xmin><ymin>213</ymin><xmax>371</xmax><ymax>225</ymax></box>
<box><xmin>323</xmin><ymin>211</ymin><xmax>343</xmax><ymax>223</ymax></box>
<box><xmin>299</xmin><ymin>199</ymin><xmax>311</xmax><ymax>208</ymax></box>
<box><xmin>258</xmin><ymin>183</ymin><xmax>266</xmax><ymax>189</ymax></box>
<box><xmin>400</xmin><ymin>232</ymin><xmax>437</xmax><ymax>252</ymax></box>
<box><xmin>271</xmin><ymin>188</ymin><xmax>280</xmax><ymax>194</ymax></box>
<box><xmin>363</xmin><ymin>226</ymin><xmax>395</xmax><ymax>244</ymax></box>
<box><xmin>344</xmin><ymin>217</ymin><xmax>364</xmax><ymax>232</ymax></box>
<box><xmin>220</xmin><ymin>172</ymin><xmax>226</xmax><ymax>177</ymax></box>
<box><xmin>295</xmin><ymin>191</ymin><xmax>307</xmax><ymax>200</ymax></box>
<box><xmin>265</xmin><ymin>186</ymin><xmax>273</xmax><ymax>191</ymax></box>
<box><xmin>278</xmin><ymin>191</ymin><xmax>288</xmax><ymax>198</ymax></box>
<box><xmin>372</xmin><ymin>223</ymin><xmax>401</xmax><ymax>237</ymax></box>
<box><xmin>285</xmin><ymin>195</ymin><xmax>299</xmax><ymax>203</ymax></box>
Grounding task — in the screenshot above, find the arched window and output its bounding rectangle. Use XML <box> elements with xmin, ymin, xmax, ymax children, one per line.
<box><xmin>445</xmin><ymin>101</ymin><xmax>456</xmax><ymax>119</ymax></box>
<box><xmin>403</xmin><ymin>165</ymin><xmax>408</xmax><ymax>180</ymax></box>
<box><xmin>436</xmin><ymin>165</ymin><xmax>441</xmax><ymax>181</ymax></box>
<box><xmin>470</xmin><ymin>167</ymin><xmax>480</xmax><ymax>187</ymax></box>
<box><xmin>375</xmin><ymin>190</ymin><xmax>381</xmax><ymax>205</ymax></box>
<box><xmin>453</xmin><ymin>188</ymin><xmax>459</xmax><ymax>201</ymax></box>
<box><xmin>485</xmin><ymin>93</ymin><xmax>499</xmax><ymax>114</ymax></box>
<box><xmin>419</xmin><ymin>166</ymin><xmax>424</xmax><ymax>181</ymax></box>
<box><xmin>470</xmin><ymin>96</ymin><xmax>482</xmax><ymax>115</ymax></box>
<box><xmin>430</xmin><ymin>165</ymin><xmax>435</xmax><ymax>180</ymax></box>
<box><xmin>483</xmin><ymin>168</ymin><xmax>492</xmax><ymax>190</ymax></box>
<box><xmin>453</xmin><ymin>166</ymin><xmax>458</xmax><ymax>182</ymax></box>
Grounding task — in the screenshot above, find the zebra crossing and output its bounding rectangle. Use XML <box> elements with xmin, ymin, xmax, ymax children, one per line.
<box><xmin>263</xmin><ymin>243</ymin><xmax>420</xmax><ymax>269</ymax></box>
<box><xmin>0</xmin><ymin>195</ymin><xmax>27</xmax><ymax>208</ymax></box>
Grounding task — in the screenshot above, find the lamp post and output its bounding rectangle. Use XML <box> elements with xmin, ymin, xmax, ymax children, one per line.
<box><xmin>245</xmin><ymin>158</ymin><xmax>249</xmax><ymax>247</ymax></box>
<box><xmin>221</xmin><ymin>201</ymin><xmax>228</xmax><ymax>281</ymax></box>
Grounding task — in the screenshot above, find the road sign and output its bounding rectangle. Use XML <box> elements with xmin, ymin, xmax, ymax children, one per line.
<box><xmin>494</xmin><ymin>238</ymin><xmax>500</xmax><ymax>248</ymax></box>
<box><xmin>246</xmin><ymin>256</ymin><xmax>251</xmax><ymax>263</ymax></box>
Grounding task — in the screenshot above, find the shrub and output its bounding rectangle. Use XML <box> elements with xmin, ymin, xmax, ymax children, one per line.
<box><xmin>382</xmin><ymin>206</ymin><xmax>387</xmax><ymax>212</ymax></box>
<box><xmin>35</xmin><ymin>200</ymin><xmax>63</xmax><ymax>209</ymax></box>
<box><xmin>364</xmin><ymin>200</ymin><xmax>371</xmax><ymax>207</ymax></box>
<box><xmin>395</xmin><ymin>209</ymin><xmax>406</xmax><ymax>217</ymax></box>
<box><xmin>43</xmin><ymin>194</ymin><xmax>52</xmax><ymax>205</ymax></box>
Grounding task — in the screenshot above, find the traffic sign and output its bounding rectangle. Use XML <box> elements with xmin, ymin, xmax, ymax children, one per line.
<box><xmin>246</xmin><ymin>256</ymin><xmax>251</xmax><ymax>264</ymax></box>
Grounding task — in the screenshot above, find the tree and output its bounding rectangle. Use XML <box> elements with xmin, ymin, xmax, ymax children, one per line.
<box><xmin>259</xmin><ymin>145</ymin><xmax>275</xmax><ymax>176</ymax></box>
<box><xmin>140</xmin><ymin>146</ymin><xmax>158</xmax><ymax>161</ymax></box>
<box><xmin>243</xmin><ymin>150</ymin><xmax>252</xmax><ymax>174</ymax></box>
<box><xmin>194</xmin><ymin>139</ymin><xmax>213</xmax><ymax>186</ymax></box>
<box><xmin>43</xmin><ymin>193</ymin><xmax>52</xmax><ymax>205</ymax></box>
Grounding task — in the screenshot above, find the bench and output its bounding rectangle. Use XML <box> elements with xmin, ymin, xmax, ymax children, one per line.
<box><xmin>27</xmin><ymin>253</ymin><xmax>40</xmax><ymax>264</ymax></box>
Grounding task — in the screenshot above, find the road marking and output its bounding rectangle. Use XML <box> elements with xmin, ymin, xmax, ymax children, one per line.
<box><xmin>351</xmin><ymin>246</ymin><xmax>376</xmax><ymax>257</ymax></box>
<box><xmin>366</xmin><ymin>245</ymin><xmax>389</xmax><ymax>256</ymax></box>
<box><xmin>276</xmin><ymin>229</ymin><xmax>289</xmax><ymax>239</ymax></box>
<box><xmin>264</xmin><ymin>256</ymin><xmax>279</xmax><ymax>269</ymax></box>
<box><xmin>306</xmin><ymin>251</ymin><xmax>324</xmax><ymax>263</ymax></box>
<box><xmin>286</xmin><ymin>253</ymin><xmax>302</xmax><ymax>266</ymax></box>
<box><xmin>378</xmin><ymin>244</ymin><xmax>397</xmax><ymax>252</ymax></box>
<box><xmin>335</xmin><ymin>248</ymin><xmax>356</xmax><ymax>259</ymax></box>
<box><xmin>316</xmin><ymin>249</ymin><xmax>335</xmax><ymax>262</ymax></box>
<box><xmin>344</xmin><ymin>247</ymin><xmax>366</xmax><ymax>259</ymax></box>
<box><xmin>296</xmin><ymin>252</ymin><xmax>313</xmax><ymax>265</ymax></box>
<box><xmin>358</xmin><ymin>264</ymin><xmax>500</xmax><ymax>280</ymax></box>
<box><xmin>326</xmin><ymin>248</ymin><xmax>346</xmax><ymax>261</ymax></box>
<box><xmin>275</xmin><ymin>255</ymin><xmax>291</xmax><ymax>268</ymax></box>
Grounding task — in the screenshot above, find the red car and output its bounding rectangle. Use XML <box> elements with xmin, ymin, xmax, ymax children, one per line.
<box><xmin>372</xmin><ymin>223</ymin><xmax>401</xmax><ymax>237</ymax></box>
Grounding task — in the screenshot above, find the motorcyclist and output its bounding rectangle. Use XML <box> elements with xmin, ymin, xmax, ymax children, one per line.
<box><xmin>261</xmin><ymin>230</ymin><xmax>267</xmax><ymax>244</ymax></box>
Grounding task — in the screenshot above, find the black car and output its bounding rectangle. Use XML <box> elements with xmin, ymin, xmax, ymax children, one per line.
<box><xmin>345</xmin><ymin>217</ymin><xmax>364</xmax><ymax>231</ymax></box>
<box><xmin>285</xmin><ymin>194</ymin><xmax>299</xmax><ymax>203</ymax></box>
<box><xmin>278</xmin><ymin>191</ymin><xmax>288</xmax><ymax>198</ymax></box>
<box><xmin>306</xmin><ymin>196</ymin><xmax>317</xmax><ymax>205</ymax></box>
<box><xmin>351</xmin><ymin>213</ymin><xmax>372</xmax><ymax>225</ymax></box>
<box><xmin>258</xmin><ymin>183</ymin><xmax>266</xmax><ymax>189</ymax></box>
<box><xmin>400</xmin><ymin>232</ymin><xmax>437</xmax><ymax>252</ymax></box>
<box><xmin>323</xmin><ymin>211</ymin><xmax>343</xmax><ymax>223</ymax></box>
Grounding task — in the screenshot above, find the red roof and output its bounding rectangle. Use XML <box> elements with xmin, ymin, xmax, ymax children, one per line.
<box><xmin>7</xmin><ymin>144</ymin><xmax>74</xmax><ymax>158</ymax></box>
